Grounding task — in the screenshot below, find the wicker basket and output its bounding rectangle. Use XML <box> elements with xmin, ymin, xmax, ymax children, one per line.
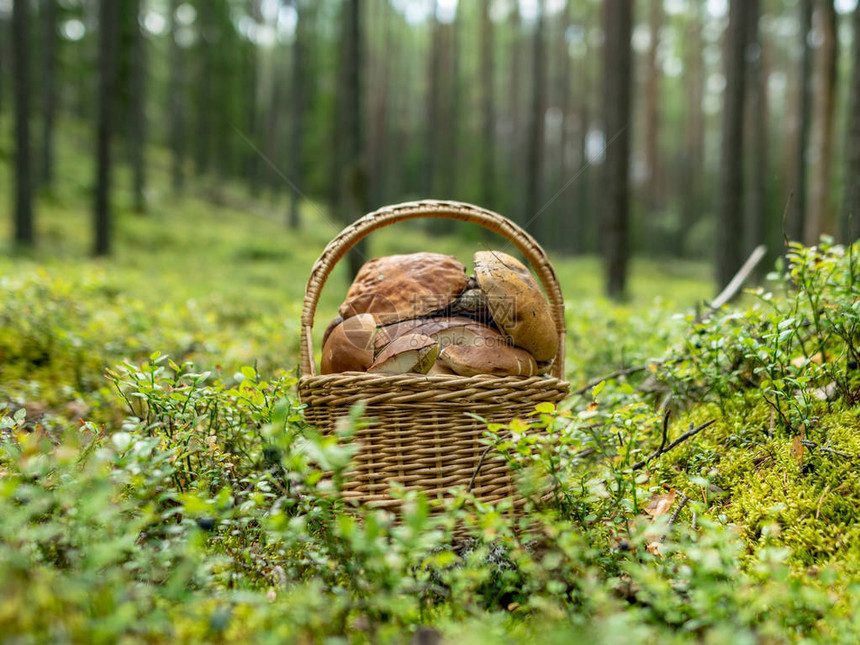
<box><xmin>298</xmin><ymin>200</ymin><xmax>569</xmax><ymax>510</ymax></box>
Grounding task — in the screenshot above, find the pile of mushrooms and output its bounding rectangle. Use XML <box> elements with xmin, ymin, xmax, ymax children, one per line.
<box><xmin>320</xmin><ymin>251</ymin><xmax>558</xmax><ymax>377</ymax></box>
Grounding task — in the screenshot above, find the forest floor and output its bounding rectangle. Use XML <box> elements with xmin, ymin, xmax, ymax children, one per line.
<box><xmin>2</xmin><ymin>130</ymin><xmax>860</xmax><ymax>643</ymax></box>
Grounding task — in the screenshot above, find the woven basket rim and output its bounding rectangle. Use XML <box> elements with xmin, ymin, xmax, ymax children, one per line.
<box><xmin>300</xmin><ymin>199</ymin><xmax>567</xmax><ymax>379</ymax></box>
<box><xmin>299</xmin><ymin>372</ymin><xmax>570</xmax><ymax>403</ymax></box>
<box><xmin>299</xmin><ymin>372</ymin><xmax>570</xmax><ymax>386</ymax></box>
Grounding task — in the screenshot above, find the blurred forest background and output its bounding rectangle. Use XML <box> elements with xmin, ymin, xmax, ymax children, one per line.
<box><xmin>2</xmin><ymin>0</ymin><xmax>859</xmax><ymax>298</ymax></box>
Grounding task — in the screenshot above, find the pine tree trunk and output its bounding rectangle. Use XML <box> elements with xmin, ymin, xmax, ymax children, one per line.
<box><xmin>41</xmin><ymin>0</ymin><xmax>58</xmax><ymax>189</ymax></box>
<box><xmin>343</xmin><ymin>0</ymin><xmax>367</xmax><ymax>279</ymax></box>
<box><xmin>843</xmin><ymin>4</ymin><xmax>860</xmax><ymax>242</ymax></box>
<box><xmin>554</xmin><ymin>0</ymin><xmax>572</xmax><ymax>250</ymax></box>
<box><xmin>788</xmin><ymin>0</ymin><xmax>813</xmax><ymax>243</ymax></box>
<box><xmin>601</xmin><ymin>0</ymin><xmax>634</xmax><ymax>299</ymax></box>
<box><xmin>383</xmin><ymin>7</ymin><xmax>405</xmax><ymax>200</ymax></box>
<box><xmin>479</xmin><ymin>0</ymin><xmax>495</xmax><ymax>210</ymax></box>
<box><xmin>507</xmin><ymin>5</ymin><xmax>523</xmax><ymax>217</ymax></box>
<box><xmin>168</xmin><ymin>0</ymin><xmax>185</xmax><ymax>194</ymax></box>
<box><xmin>245</xmin><ymin>0</ymin><xmax>261</xmax><ymax>195</ymax></box>
<box><xmin>288</xmin><ymin>2</ymin><xmax>308</xmax><ymax>229</ymax></box>
<box><xmin>445</xmin><ymin>10</ymin><xmax>461</xmax><ymax>201</ymax></box>
<box><xmin>716</xmin><ymin>0</ymin><xmax>748</xmax><ymax>288</ymax></box>
<box><xmin>129</xmin><ymin>0</ymin><xmax>147</xmax><ymax>213</ymax></box>
<box><xmin>424</xmin><ymin>2</ymin><xmax>440</xmax><ymax>197</ymax></box>
<box><xmin>94</xmin><ymin>0</ymin><xmax>118</xmax><ymax>256</ymax></box>
<box><xmin>368</xmin><ymin>0</ymin><xmax>391</xmax><ymax>210</ymax></box>
<box><xmin>524</xmin><ymin>0</ymin><xmax>546</xmax><ymax>239</ymax></box>
<box><xmin>679</xmin><ymin>3</ymin><xmax>705</xmax><ymax>257</ymax></box>
<box><xmin>0</xmin><ymin>11</ymin><xmax>6</xmax><ymax>118</ymax></box>
<box><xmin>433</xmin><ymin>10</ymin><xmax>459</xmax><ymax>233</ymax></box>
<box><xmin>804</xmin><ymin>0</ymin><xmax>838</xmax><ymax>245</ymax></box>
<box><xmin>644</xmin><ymin>0</ymin><xmax>662</xmax><ymax>209</ymax></box>
<box><xmin>195</xmin><ymin>1</ymin><xmax>212</xmax><ymax>176</ymax></box>
<box><xmin>13</xmin><ymin>0</ymin><xmax>34</xmax><ymax>248</ymax></box>
<box><xmin>744</xmin><ymin>0</ymin><xmax>767</xmax><ymax>256</ymax></box>
<box><xmin>572</xmin><ymin>2</ymin><xmax>595</xmax><ymax>255</ymax></box>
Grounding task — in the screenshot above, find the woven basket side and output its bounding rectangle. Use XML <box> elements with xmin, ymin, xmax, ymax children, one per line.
<box><xmin>299</xmin><ymin>374</ymin><xmax>568</xmax><ymax>511</ymax></box>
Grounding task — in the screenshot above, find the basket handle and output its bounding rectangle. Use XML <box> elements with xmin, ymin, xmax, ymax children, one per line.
<box><xmin>301</xmin><ymin>200</ymin><xmax>566</xmax><ymax>378</ymax></box>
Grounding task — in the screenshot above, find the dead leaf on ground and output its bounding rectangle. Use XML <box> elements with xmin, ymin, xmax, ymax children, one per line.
<box><xmin>791</xmin><ymin>426</ymin><xmax>806</xmax><ymax>465</ymax></box>
<box><xmin>644</xmin><ymin>489</ymin><xmax>676</xmax><ymax>518</ymax></box>
<box><xmin>646</xmin><ymin>541</ymin><xmax>664</xmax><ymax>557</ymax></box>
<box><xmin>791</xmin><ymin>352</ymin><xmax>823</xmax><ymax>368</ymax></box>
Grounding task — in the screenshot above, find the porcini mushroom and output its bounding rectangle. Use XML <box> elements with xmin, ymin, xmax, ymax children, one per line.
<box><xmin>367</xmin><ymin>333</ymin><xmax>439</xmax><ymax>375</ymax></box>
<box><xmin>438</xmin><ymin>343</ymin><xmax>537</xmax><ymax>377</ymax></box>
<box><xmin>340</xmin><ymin>253</ymin><xmax>469</xmax><ymax>325</ymax></box>
<box><xmin>473</xmin><ymin>250</ymin><xmax>559</xmax><ymax>363</ymax></box>
<box><xmin>320</xmin><ymin>313</ymin><xmax>377</xmax><ymax>374</ymax></box>
<box><xmin>374</xmin><ymin>316</ymin><xmax>503</xmax><ymax>354</ymax></box>
<box><xmin>322</xmin><ymin>315</ymin><xmax>344</xmax><ymax>348</ymax></box>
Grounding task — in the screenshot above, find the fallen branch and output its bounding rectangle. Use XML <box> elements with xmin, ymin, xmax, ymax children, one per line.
<box><xmin>573</xmin><ymin>358</ymin><xmax>688</xmax><ymax>397</ymax></box>
<box><xmin>657</xmin><ymin>409</ymin><xmax>671</xmax><ymax>456</ymax></box>
<box><xmin>660</xmin><ymin>494</ymin><xmax>691</xmax><ymax>543</ymax></box>
<box><xmin>467</xmin><ymin>444</ymin><xmax>494</xmax><ymax>493</ymax></box>
<box><xmin>573</xmin><ymin>364</ymin><xmax>651</xmax><ymax>396</ymax></box>
<box><xmin>800</xmin><ymin>439</ymin><xmax>856</xmax><ymax>461</ymax></box>
<box><xmin>695</xmin><ymin>245</ymin><xmax>767</xmax><ymax>323</ymax></box>
<box><xmin>631</xmin><ymin>419</ymin><xmax>717</xmax><ymax>471</ymax></box>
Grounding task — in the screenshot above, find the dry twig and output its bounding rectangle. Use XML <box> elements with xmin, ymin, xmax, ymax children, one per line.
<box><xmin>660</xmin><ymin>494</ymin><xmax>691</xmax><ymax>543</ymax></box>
<box><xmin>631</xmin><ymin>419</ymin><xmax>717</xmax><ymax>471</ymax></box>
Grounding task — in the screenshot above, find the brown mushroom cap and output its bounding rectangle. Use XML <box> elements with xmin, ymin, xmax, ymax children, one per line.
<box><xmin>367</xmin><ymin>333</ymin><xmax>439</xmax><ymax>375</ymax></box>
<box><xmin>439</xmin><ymin>343</ymin><xmax>537</xmax><ymax>377</ymax></box>
<box><xmin>322</xmin><ymin>315</ymin><xmax>344</xmax><ymax>348</ymax></box>
<box><xmin>427</xmin><ymin>361</ymin><xmax>457</xmax><ymax>375</ymax></box>
<box><xmin>320</xmin><ymin>313</ymin><xmax>377</xmax><ymax>374</ymax></box>
<box><xmin>473</xmin><ymin>250</ymin><xmax>559</xmax><ymax>362</ymax></box>
<box><xmin>372</xmin><ymin>318</ymin><xmax>433</xmax><ymax>353</ymax></box>
<box><xmin>340</xmin><ymin>253</ymin><xmax>469</xmax><ymax>325</ymax></box>
<box><xmin>373</xmin><ymin>316</ymin><xmax>499</xmax><ymax>354</ymax></box>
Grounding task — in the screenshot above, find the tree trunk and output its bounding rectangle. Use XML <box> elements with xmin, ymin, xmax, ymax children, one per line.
<box><xmin>0</xmin><ymin>11</ymin><xmax>6</xmax><ymax>118</ymax></box>
<box><xmin>554</xmin><ymin>0</ymin><xmax>572</xmax><ymax>250</ymax></box>
<box><xmin>168</xmin><ymin>0</ymin><xmax>185</xmax><ymax>193</ymax></box>
<box><xmin>524</xmin><ymin>0</ymin><xmax>546</xmax><ymax>239</ymax></box>
<box><xmin>41</xmin><ymin>0</ymin><xmax>58</xmax><ymax>190</ymax></box>
<box><xmin>444</xmin><ymin>9</ymin><xmax>461</xmax><ymax>201</ymax></box>
<box><xmin>245</xmin><ymin>0</ymin><xmax>262</xmax><ymax>195</ymax></box>
<box><xmin>744</xmin><ymin>0</ymin><xmax>767</xmax><ymax>256</ymax></box>
<box><xmin>368</xmin><ymin>0</ymin><xmax>391</xmax><ymax>210</ymax></box>
<box><xmin>601</xmin><ymin>0</ymin><xmax>634</xmax><ymax>299</ymax></box>
<box><xmin>195</xmin><ymin>1</ymin><xmax>212</xmax><ymax>176</ymax></box>
<box><xmin>644</xmin><ymin>0</ymin><xmax>662</xmax><ymax>209</ymax></box>
<box><xmin>679</xmin><ymin>3</ymin><xmax>705</xmax><ymax>256</ymax></box>
<box><xmin>804</xmin><ymin>0</ymin><xmax>838</xmax><ymax>245</ymax></box>
<box><xmin>383</xmin><ymin>6</ymin><xmax>406</xmax><ymax>201</ymax></box>
<box><xmin>13</xmin><ymin>0</ymin><xmax>34</xmax><ymax>249</ymax></box>
<box><xmin>328</xmin><ymin>3</ymin><xmax>346</xmax><ymax>218</ymax></box>
<box><xmin>343</xmin><ymin>0</ymin><xmax>367</xmax><ymax>279</ymax></box>
<box><xmin>716</xmin><ymin>0</ymin><xmax>748</xmax><ymax>288</ymax></box>
<box><xmin>424</xmin><ymin>2</ymin><xmax>440</xmax><ymax>197</ymax></box>
<box><xmin>507</xmin><ymin>5</ymin><xmax>523</xmax><ymax>216</ymax></box>
<box><xmin>843</xmin><ymin>4</ymin><xmax>860</xmax><ymax>242</ymax></box>
<box><xmin>94</xmin><ymin>0</ymin><xmax>118</xmax><ymax>257</ymax></box>
<box><xmin>432</xmin><ymin>8</ymin><xmax>459</xmax><ymax>233</ymax></box>
<box><xmin>787</xmin><ymin>0</ymin><xmax>813</xmax><ymax>243</ymax></box>
<box><xmin>129</xmin><ymin>0</ymin><xmax>147</xmax><ymax>213</ymax></box>
<box><xmin>479</xmin><ymin>0</ymin><xmax>495</xmax><ymax>210</ymax></box>
<box><xmin>288</xmin><ymin>1</ymin><xmax>308</xmax><ymax>229</ymax></box>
